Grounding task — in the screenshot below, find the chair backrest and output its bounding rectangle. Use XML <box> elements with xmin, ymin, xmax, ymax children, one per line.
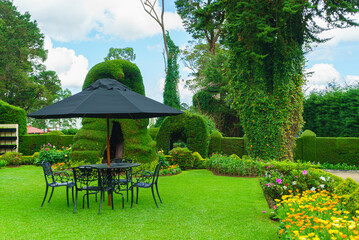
<box><xmin>152</xmin><ymin>161</ymin><xmax>163</xmax><ymax>184</ymax></box>
<box><xmin>41</xmin><ymin>161</ymin><xmax>55</xmax><ymax>184</ymax></box>
<box><xmin>73</xmin><ymin>166</ymin><xmax>100</xmax><ymax>190</ymax></box>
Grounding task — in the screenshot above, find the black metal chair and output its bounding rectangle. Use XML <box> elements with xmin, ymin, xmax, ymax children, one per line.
<box><xmin>111</xmin><ymin>158</ymin><xmax>133</xmax><ymax>201</ymax></box>
<box><xmin>131</xmin><ymin>161</ymin><xmax>163</xmax><ymax>208</ymax></box>
<box><xmin>73</xmin><ymin>166</ymin><xmax>109</xmax><ymax>214</ymax></box>
<box><xmin>40</xmin><ymin>160</ymin><xmax>75</xmax><ymax>207</ymax></box>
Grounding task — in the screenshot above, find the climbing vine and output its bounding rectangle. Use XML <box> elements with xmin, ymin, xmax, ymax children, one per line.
<box><xmin>223</xmin><ymin>0</ymin><xmax>358</xmax><ymax>160</ymax></box>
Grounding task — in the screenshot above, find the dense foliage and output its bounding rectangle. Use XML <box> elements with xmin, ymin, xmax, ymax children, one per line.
<box><xmin>0</xmin><ymin>100</ymin><xmax>27</xmax><ymax>136</ymax></box>
<box><xmin>222</xmin><ymin>0</ymin><xmax>359</xmax><ymax>161</ymax></box>
<box><xmin>163</xmin><ymin>32</ymin><xmax>181</xmax><ymax>110</ymax></box>
<box><xmin>156</xmin><ymin>112</ymin><xmax>210</xmax><ymax>157</ymax></box>
<box><xmin>303</xmin><ymin>85</ymin><xmax>359</xmax><ymax>137</ymax></box>
<box><xmin>104</xmin><ymin>47</ymin><xmax>136</xmax><ymax>62</ymax></box>
<box><xmin>0</xmin><ymin>1</ymin><xmax>68</xmax><ymax>114</ymax></box>
<box><xmin>72</xmin><ymin>60</ymin><xmax>157</xmax><ymax>164</ymax></box>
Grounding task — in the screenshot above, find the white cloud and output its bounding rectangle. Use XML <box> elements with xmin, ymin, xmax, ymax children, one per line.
<box><xmin>44</xmin><ymin>37</ymin><xmax>88</xmax><ymax>92</ymax></box>
<box><xmin>305</xmin><ymin>63</ymin><xmax>359</xmax><ymax>93</ymax></box>
<box><xmin>13</xmin><ymin>0</ymin><xmax>183</xmax><ymax>42</ymax></box>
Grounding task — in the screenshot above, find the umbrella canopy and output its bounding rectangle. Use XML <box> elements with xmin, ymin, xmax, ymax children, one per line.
<box><xmin>28</xmin><ymin>78</ymin><xmax>184</xmax><ymax>166</ymax></box>
<box><xmin>28</xmin><ymin>78</ymin><xmax>183</xmax><ymax>119</ymax></box>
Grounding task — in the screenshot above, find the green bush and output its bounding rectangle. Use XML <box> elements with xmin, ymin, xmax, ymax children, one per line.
<box><xmin>46</xmin><ymin>130</ymin><xmax>64</xmax><ymax>135</ymax></box>
<box><xmin>1</xmin><ymin>152</ymin><xmax>22</xmax><ymax>166</ymax></box>
<box><xmin>192</xmin><ymin>151</ymin><xmax>206</xmax><ymax>169</ymax></box>
<box><xmin>206</xmin><ymin>154</ymin><xmax>260</xmax><ymax>176</ymax></box>
<box><xmin>208</xmin><ymin>130</ymin><xmax>222</xmax><ymax>154</ymax></box>
<box><xmin>0</xmin><ymin>159</ymin><xmax>7</xmax><ymax>168</ymax></box>
<box><xmin>335</xmin><ymin>177</ymin><xmax>359</xmax><ymax>196</ymax></box>
<box><xmin>169</xmin><ymin>147</ymin><xmax>194</xmax><ymax>170</ymax></box>
<box><xmin>34</xmin><ymin>144</ymin><xmax>71</xmax><ymax>165</ymax></box>
<box><xmin>21</xmin><ymin>156</ymin><xmax>34</xmax><ymax>165</ymax></box>
<box><xmin>61</xmin><ymin>128</ymin><xmax>79</xmax><ymax>135</ymax></box>
<box><xmin>157</xmin><ymin>112</ymin><xmax>210</xmax><ymax>157</ymax></box>
<box><xmin>345</xmin><ymin>188</ymin><xmax>359</xmax><ymax>214</ymax></box>
<box><xmin>148</xmin><ymin>127</ymin><xmax>159</xmax><ymax>141</ymax></box>
<box><xmin>0</xmin><ymin>100</ymin><xmax>27</xmax><ymax>136</ymax></box>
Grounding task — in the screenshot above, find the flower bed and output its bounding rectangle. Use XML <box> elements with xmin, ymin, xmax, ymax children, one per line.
<box><xmin>275</xmin><ymin>190</ymin><xmax>359</xmax><ymax>239</ymax></box>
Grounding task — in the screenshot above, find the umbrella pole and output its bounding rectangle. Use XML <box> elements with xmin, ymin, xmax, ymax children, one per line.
<box><xmin>106</xmin><ymin>115</ymin><xmax>111</xmax><ymax>167</ymax></box>
<box><xmin>106</xmin><ymin>115</ymin><xmax>111</xmax><ymax>206</ymax></box>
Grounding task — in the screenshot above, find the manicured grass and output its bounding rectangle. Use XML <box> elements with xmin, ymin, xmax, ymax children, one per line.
<box><xmin>0</xmin><ymin>166</ymin><xmax>278</xmax><ymax>239</ymax></box>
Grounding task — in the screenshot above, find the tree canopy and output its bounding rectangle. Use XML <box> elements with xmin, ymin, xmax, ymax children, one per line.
<box><xmin>104</xmin><ymin>47</ymin><xmax>136</xmax><ymax>62</ymax></box>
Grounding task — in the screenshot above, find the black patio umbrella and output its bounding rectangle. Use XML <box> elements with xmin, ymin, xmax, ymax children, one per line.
<box><xmin>28</xmin><ymin>78</ymin><xmax>184</xmax><ymax>166</ymax></box>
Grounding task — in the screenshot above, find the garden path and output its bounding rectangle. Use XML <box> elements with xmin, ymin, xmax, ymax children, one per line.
<box><xmin>324</xmin><ymin>169</ymin><xmax>359</xmax><ymax>183</ymax></box>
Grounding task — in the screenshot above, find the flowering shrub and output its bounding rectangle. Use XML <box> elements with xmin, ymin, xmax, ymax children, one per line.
<box><xmin>169</xmin><ymin>147</ymin><xmax>194</xmax><ymax>170</ymax></box>
<box><xmin>1</xmin><ymin>152</ymin><xmax>22</xmax><ymax>166</ymax></box>
<box><xmin>276</xmin><ymin>190</ymin><xmax>359</xmax><ymax>240</ymax></box>
<box><xmin>34</xmin><ymin>143</ymin><xmax>71</xmax><ymax>166</ymax></box>
<box><xmin>160</xmin><ymin>164</ymin><xmax>181</xmax><ymax>176</ymax></box>
<box><xmin>260</xmin><ymin>166</ymin><xmax>335</xmax><ymax>202</ymax></box>
<box><xmin>205</xmin><ymin>154</ymin><xmax>260</xmax><ymax>176</ymax></box>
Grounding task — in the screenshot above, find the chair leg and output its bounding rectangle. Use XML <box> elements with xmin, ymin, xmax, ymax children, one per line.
<box><xmin>131</xmin><ymin>187</ymin><xmax>134</xmax><ymax>208</ymax></box>
<box><xmin>155</xmin><ymin>183</ymin><xmax>162</xmax><ymax>204</ymax></box>
<box><xmin>41</xmin><ymin>185</ymin><xmax>49</xmax><ymax>207</ymax></box>
<box><xmin>151</xmin><ymin>186</ymin><xmax>159</xmax><ymax>208</ymax></box>
<box><xmin>48</xmin><ymin>187</ymin><xmax>55</xmax><ymax>203</ymax></box>
<box><xmin>136</xmin><ymin>187</ymin><xmax>139</xmax><ymax>204</ymax></box>
<box><xmin>99</xmin><ymin>191</ymin><xmax>103</xmax><ymax>215</ymax></box>
<box><xmin>87</xmin><ymin>190</ymin><xmax>90</xmax><ymax>209</ymax></box>
<box><xmin>66</xmin><ymin>187</ymin><xmax>70</xmax><ymax>207</ymax></box>
<box><xmin>73</xmin><ymin>191</ymin><xmax>78</xmax><ymax>214</ymax></box>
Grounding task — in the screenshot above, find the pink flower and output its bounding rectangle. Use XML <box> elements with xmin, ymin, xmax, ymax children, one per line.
<box><xmin>276</xmin><ymin>178</ymin><xmax>282</xmax><ymax>184</ymax></box>
<box><xmin>262</xmin><ymin>210</ymin><xmax>266</xmax><ymax>213</ymax></box>
<box><xmin>45</xmin><ymin>148</ymin><xmax>48</xmax><ymax>151</ymax></box>
<box><xmin>302</xmin><ymin>170</ymin><xmax>307</xmax><ymax>175</ymax></box>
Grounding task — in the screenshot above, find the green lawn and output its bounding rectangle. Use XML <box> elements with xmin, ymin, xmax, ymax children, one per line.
<box><xmin>0</xmin><ymin>166</ymin><xmax>278</xmax><ymax>239</ymax></box>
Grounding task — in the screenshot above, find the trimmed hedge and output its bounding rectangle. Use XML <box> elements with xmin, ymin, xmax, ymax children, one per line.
<box><xmin>71</xmin><ymin>60</ymin><xmax>157</xmax><ymax>164</ymax></box>
<box><xmin>148</xmin><ymin>127</ymin><xmax>159</xmax><ymax>141</ymax></box>
<box><xmin>156</xmin><ymin>112</ymin><xmax>210</xmax><ymax>157</ymax></box>
<box><xmin>0</xmin><ymin>100</ymin><xmax>26</xmax><ymax>136</ymax></box>
<box><xmin>208</xmin><ymin>130</ymin><xmax>222</xmax><ymax>154</ymax></box>
<box><xmin>19</xmin><ymin>135</ymin><xmax>74</xmax><ymax>156</ymax></box>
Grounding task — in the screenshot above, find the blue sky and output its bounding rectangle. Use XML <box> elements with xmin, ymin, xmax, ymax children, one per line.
<box><xmin>13</xmin><ymin>0</ymin><xmax>359</xmax><ymax>105</ymax></box>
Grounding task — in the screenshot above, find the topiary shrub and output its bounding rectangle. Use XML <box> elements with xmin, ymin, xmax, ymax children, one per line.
<box><xmin>157</xmin><ymin>112</ymin><xmax>210</xmax><ymax>157</ymax></box>
<box><xmin>208</xmin><ymin>130</ymin><xmax>222</xmax><ymax>155</ymax></box>
<box><xmin>71</xmin><ymin>60</ymin><xmax>157</xmax><ymax>164</ymax></box>
<box><xmin>192</xmin><ymin>151</ymin><xmax>206</xmax><ymax>169</ymax></box>
<box><xmin>301</xmin><ymin>130</ymin><xmax>317</xmax><ymax>162</ymax></box>
<box><xmin>345</xmin><ymin>188</ymin><xmax>359</xmax><ymax>214</ymax></box>
<box><xmin>169</xmin><ymin>147</ymin><xmax>194</xmax><ymax>170</ymax></box>
<box><xmin>148</xmin><ymin>127</ymin><xmax>159</xmax><ymax>141</ymax></box>
<box><xmin>0</xmin><ymin>100</ymin><xmax>26</xmax><ymax>136</ymax></box>
<box><xmin>335</xmin><ymin>177</ymin><xmax>359</xmax><ymax>196</ymax></box>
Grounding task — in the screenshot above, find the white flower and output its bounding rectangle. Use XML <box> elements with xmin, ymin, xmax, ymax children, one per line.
<box><xmin>310</xmin><ymin>187</ymin><xmax>316</xmax><ymax>191</ymax></box>
<box><xmin>292</xmin><ymin>181</ymin><xmax>297</xmax><ymax>185</ymax></box>
<box><xmin>320</xmin><ymin>184</ymin><xmax>325</xmax><ymax>188</ymax></box>
<box><xmin>283</xmin><ymin>186</ymin><xmax>287</xmax><ymax>190</ymax></box>
<box><xmin>320</xmin><ymin>176</ymin><xmax>326</xmax><ymax>181</ymax></box>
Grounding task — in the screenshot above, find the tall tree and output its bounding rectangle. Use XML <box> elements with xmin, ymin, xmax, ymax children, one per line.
<box><xmin>0</xmin><ymin>0</ymin><xmax>47</xmax><ymax>109</ymax></box>
<box><xmin>163</xmin><ymin>32</ymin><xmax>181</xmax><ymax>110</ymax></box>
<box><xmin>223</xmin><ymin>0</ymin><xmax>359</xmax><ymax>160</ymax></box>
<box><xmin>175</xmin><ymin>0</ymin><xmax>225</xmax><ymax>55</ymax></box>
<box><xmin>104</xmin><ymin>47</ymin><xmax>136</xmax><ymax>62</ymax></box>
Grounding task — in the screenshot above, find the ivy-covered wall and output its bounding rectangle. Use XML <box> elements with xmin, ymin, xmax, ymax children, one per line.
<box><xmin>156</xmin><ymin>112</ymin><xmax>210</xmax><ymax>157</ymax></box>
<box><xmin>71</xmin><ymin>59</ymin><xmax>157</xmax><ymax>164</ymax></box>
<box><xmin>0</xmin><ymin>100</ymin><xmax>26</xmax><ymax>136</ymax></box>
